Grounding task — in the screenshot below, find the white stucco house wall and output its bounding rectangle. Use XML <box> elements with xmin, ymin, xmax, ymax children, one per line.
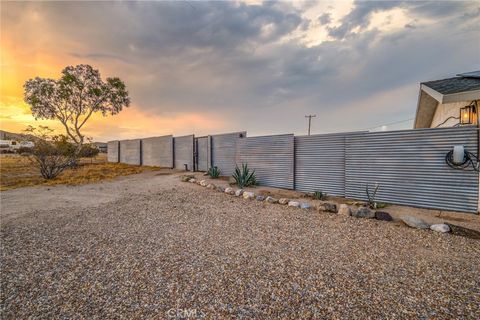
<box><xmin>414</xmin><ymin>71</ymin><xmax>480</xmax><ymax>129</ymax></box>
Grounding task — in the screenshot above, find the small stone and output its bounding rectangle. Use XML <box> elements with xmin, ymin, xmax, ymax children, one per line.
<box><xmin>181</xmin><ymin>176</ymin><xmax>192</xmax><ymax>182</ymax></box>
<box><xmin>323</xmin><ymin>203</ymin><xmax>337</xmax><ymax>213</ymax></box>
<box><xmin>337</xmin><ymin>204</ymin><xmax>351</xmax><ymax>216</ymax></box>
<box><xmin>300</xmin><ymin>203</ymin><xmax>312</xmax><ymax>209</ymax></box>
<box><xmin>243</xmin><ymin>191</ymin><xmax>255</xmax><ymax>200</ymax></box>
<box><xmin>352</xmin><ymin>207</ymin><xmax>375</xmax><ymax>219</ymax></box>
<box><xmin>235</xmin><ymin>189</ymin><xmax>244</xmax><ymax>197</ymax></box>
<box><xmin>288</xmin><ymin>201</ymin><xmax>301</xmax><ymax>208</ymax></box>
<box><xmin>224</xmin><ymin>187</ymin><xmax>235</xmax><ymax>195</ymax></box>
<box><xmin>446</xmin><ymin>223</ymin><xmax>480</xmax><ymax>239</ymax></box>
<box><xmin>206</xmin><ymin>184</ymin><xmax>216</xmax><ymax>189</ymax></box>
<box><xmin>265</xmin><ymin>196</ymin><xmax>278</xmax><ymax>204</ymax></box>
<box><xmin>199</xmin><ymin>180</ymin><xmax>207</xmax><ymax>187</ymax></box>
<box><xmin>375</xmin><ymin>211</ymin><xmax>393</xmax><ymax>221</ymax></box>
<box><xmin>278</xmin><ymin>198</ymin><xmax>289</xmax><ymax>205</ymax></box>
<box><xmin>430</xmin><ymin>224</ymin><xmax>450</xmax><ymax>233</ymax></box>
<box><xmin>189</xmin><ymin>178</ymin><xmax>197</xmax><ymax>183</ymax></box>
<box><xmin>401</xmin><ymin>215</ymin><xmax>430</xmax><ymax>229</ymax></box>
<box><xmin>256</xmin><ymin>195</ymin><xmax>265</xmax><ymax>201</ymax></box>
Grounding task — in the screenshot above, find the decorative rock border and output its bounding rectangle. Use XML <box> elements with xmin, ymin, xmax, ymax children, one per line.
<box><xmin>180</xmin><ymin>175</ymin><xmax>480</xmax><ymax>238</ymax></box>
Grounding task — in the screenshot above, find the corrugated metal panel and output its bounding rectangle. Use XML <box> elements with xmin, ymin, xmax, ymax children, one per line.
<box><xmin>295</xmin><ymin>132</ymin><xmax>361</xmax><ymax>196</ymax></box>
<box><xmin>211</xmin><ymin>132</ymin><xmax>246</xmax><ymax>176</ymax></box>
<box><xmin>174</xmin><ymin>135</ymin><xmax>194</xmax><ymax>171</ymax></box>
<box><xmin>141</xmin><ymin>135</ymin><xmax>173</xmax><ymax>168</ymax></box>
<box><xmin>107</xmin><ymin>141</ymin><xmax>119</xmax><ymax>163</ymax></box>
<box><xmin>119</xmin><ymin>139</ymin><xmax>141</xmax><ymax>165</ymax></box>
<box><xmin>236</xmin><ymin>134</ymin><xmax>294</xmax><ymax>189</ymax></box>
<box><xmin>195</xmin><ymin>136</ymin><xmax>209</xmax><ymax>171</ymax></box>
<box><xmin>345</xmin><ymin>126</ymin><xmax>479</xmax><ymax>213</ymax></box>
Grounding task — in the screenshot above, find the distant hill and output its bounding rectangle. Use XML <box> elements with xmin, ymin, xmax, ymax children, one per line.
<box><xmin>0</xmin><ymin>130</ymin><xmax>36</xmax><ymax>141</ymax></box>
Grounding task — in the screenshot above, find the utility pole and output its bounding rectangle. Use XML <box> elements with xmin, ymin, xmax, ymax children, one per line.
<box><xmin>305</xmin><ymin>115</ymin><xmax>316</xmax><ymax>135</ymax></box>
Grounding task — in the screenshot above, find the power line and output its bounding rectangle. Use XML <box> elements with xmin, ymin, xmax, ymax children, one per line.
<box><xmin>363</xmin><ymin>118</ymin><xmax>414</xmax><ymax>131</ymax></box>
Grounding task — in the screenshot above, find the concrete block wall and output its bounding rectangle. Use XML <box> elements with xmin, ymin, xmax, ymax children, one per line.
<box><xmin>142</xmin><ymin>135</ymin><xmax>173</xmax><ymax>168</ymax></box>
<box><xmin>119</xmin><ymin>139</ymin><xmax>142</xmax><ymax>165</ymax></box>
<box><xmin>107</xmin><ymin>141</ymin><xmax>119</xmax><ymax>163</ymax></box>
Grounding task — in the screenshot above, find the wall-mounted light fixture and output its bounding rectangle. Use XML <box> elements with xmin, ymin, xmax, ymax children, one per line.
<box><xmin>460</xmin><ymin>104</ymin><xmax>477</xmax><ymax>125</ymax></box>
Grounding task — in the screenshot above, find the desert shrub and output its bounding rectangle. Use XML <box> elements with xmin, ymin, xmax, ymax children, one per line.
<box><xmin>79</xmin><ymin>144</ymin><xmax>100</xmax><ymax>163</ymax></box>
<box><xmin>232</xmin><ymin>163</ymin><xmax>257</xmax><ymax>188</ymax></box>
<box><xmin>25</xmin><ymin>126</ymin><xmax>76</xmax><ymax>179</ymax></box>
<box><xmin>313</xmin><ymin>191</ymin><xmax>328</xmax><ymax>200</ymax></box>
<box><xmin>17</xmin><ymin>147</ymin><xmax>33</xmax><ymax>155</ymax></box>
<box><xmin>207</xmin><ymin>166</ymin><xmax>220</xmax><ymax>179</ymax></box>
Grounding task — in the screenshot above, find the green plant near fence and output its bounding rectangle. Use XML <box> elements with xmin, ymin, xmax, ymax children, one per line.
<box><xmin>232</xmin><ymin>163</ymin><xmax>257</xmax><ymax>188</ymax></box>
<box><xmin>208</xmin><ymin>166</ymin><xmax>220</xmax><ymax>179</ymax></box>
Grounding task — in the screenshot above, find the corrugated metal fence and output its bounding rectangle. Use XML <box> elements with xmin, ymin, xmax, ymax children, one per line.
<box><xmin>173</xmin><ymin>135</ymin><xmax>194</xmax><ymax>171</ymax></box>
<box><xmin>295</xmin><ymin>132</ymin><xmax>358</xmax><ymax>196</ymax></box>
<box><xmin>108</xmin><ymin>126</ymin><xmax>479</xmax><ymax>213</ymax></box>
<box><xmin>210</xmin><ymin>132</ymin><xmax>246</xmax><ymax>176</ymax></box>
<box><xmin>345</xmin><ymin>126</ymin><xmax>479</xmax><ymax>212</ymax></box>
<box><xmin>236</xmin><ymin>134</ymin><xmax>294</xmax><ymax>189</ymax></box>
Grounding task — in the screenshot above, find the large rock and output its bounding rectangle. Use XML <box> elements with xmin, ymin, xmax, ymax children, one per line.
<box><xmin>199</xmin><ymin>180</ymin><xmax>208</xmax><ymax>187</ymax></box>
<box><xmin>224</xmin><ymin>187</ymin><xmax>235</xmax><ymax>195</ymax></box>
<box><xmin>189</xmin><ymin>178</ymin><xmax>197</xmax><ymax>183</ymax></box>
<box><xmin>181</xmin><ymin>175</ymin><xmax>192</xmax><ymax>182</ymax></box>
<box><xmin>446</xmin><ymin>223</ymin><xmax>480</xmax><ymax>239</ymax></box>
<box><xmin>256</xmin><ymin>195</ymin><xmax>265</xmax><ymax>201</ymax></box>
<box><xmin>323</xmin><ymin>203</ymin><xmax>337</xmax><ymax>213</ymax></box>
<box><xmin>206</xmin><ymin>184</ymin><xmax>216</xmax><ymax>190</ymax></box>
<box><xmin>300</xmin><ymin>202</ymin><xmax>312</xmax><ymax>209</ymax></box>
<box><xmin>288</xmin><ymin>201</ymin><xmax>301</xmax><ymax>208</ymax></box>
<box><xmin>243</xmin><ymin>191</ymin><xmax>255</xmax><ymax>200</ymax></box>
<box><xmin>430</xmin><ymin>224</ymin><xmax>450</xmax><ymax>233</ymax></box>
<box><xmin>216</xmin><ymin>185</ymin><xmax>225</xmax><ymax>192</ymax></box>
<box><xmin>401</xmin><ymin>216</ymin><xmax>430</xmax><ymax>229</ymax></box>
<box><xmin>375</xmin><ymin>211</ymin><xmax>393</xmax><ymax>221</ymax></box>
<box><xmin>278</xmin><ymin>198</ymin><xmax>289</xmax><ymax>205</ymax></box>
<box><xmin>265</xmin><ymin>196</ymin><xmax>278</xmax><ymax>204</ymax></box>
<box><xmin>337</xmin><ymin>204</ymin><xmax>351</xmax><ymax>216</ymax></box>
<box><xmin>352</xmin><ymin>207</ymin><xmax>375</xmax><ymax>219</ymax></box>
<box><xmin>235</xmin><ymin>189</ymin><xmax>244</xmax><ymax>197</ymax></box>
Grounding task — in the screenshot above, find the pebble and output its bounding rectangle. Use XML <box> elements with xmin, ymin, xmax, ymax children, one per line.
<box><xmin>401</xmin><ymin>215</ymin><xmax>430</xmax><ymax>229</ymax></box>
<box><xmin>430</xmin><ymin>224</ymin><xmax>450</xmax><ymax>233</ymax></box>
<box><xmin>243</xmin><ymin>192</ymin><xmax>255</xmax><ymax>200</ymax></box>
<box><xmin>337</xmin><ymin>204</ymin><xmax>351</xmax><ymax>216</ymax></box>
<box><xmin>288</xmin><ymin>201</ymin><xmax>301</xmax><ymax>208</ymax></box>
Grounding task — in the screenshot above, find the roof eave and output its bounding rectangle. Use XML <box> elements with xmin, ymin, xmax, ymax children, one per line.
<box><xmin>420</xmin><ymin>84</ymin><xmax>480</xmax><ymax>104</ymax></box>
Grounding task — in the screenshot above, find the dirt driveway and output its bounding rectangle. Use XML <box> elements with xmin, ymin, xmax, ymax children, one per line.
<box><xmin>1</xmin><ymin>172</ymin><xmax>479</xmax><ymax>318</ymax></box>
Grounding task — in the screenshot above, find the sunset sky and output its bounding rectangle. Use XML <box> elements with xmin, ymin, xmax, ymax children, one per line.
<box><xmin>1</xmin><ymin>1</ymin><xmax>479</xmax><ymax>142</ymax></box>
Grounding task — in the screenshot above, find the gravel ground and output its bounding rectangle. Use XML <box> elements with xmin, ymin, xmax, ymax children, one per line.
<box><xmin>1</xmin><ymin>173</ymin><xmax>480</xmax><ymax>319</ymax></box>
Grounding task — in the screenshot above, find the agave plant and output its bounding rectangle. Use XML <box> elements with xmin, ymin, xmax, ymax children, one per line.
<box><xmin>232</xmin><ymin>163</ymin><xmax>257</xmax><ymax>188</ymax></box>
<box><xmin>313</xmin><ymin>191</ymin><xmax>327</xmax><ymax>200</ymax></box>
<box><xmin>207</xmin><ymin>166</ymin><xmax>220</xmax><ymax>179</ymax></box>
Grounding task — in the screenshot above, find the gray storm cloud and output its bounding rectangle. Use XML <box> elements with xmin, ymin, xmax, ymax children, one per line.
<box><xmin>2</xmin><ymin>0</ymin><xmax>479</xmax><ymax>136</ymax></box>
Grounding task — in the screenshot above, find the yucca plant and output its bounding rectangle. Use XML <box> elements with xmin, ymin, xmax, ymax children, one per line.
<box><xmin>232</xmin><ymin>163</ymin><xmax>257</xmax><ymax>188</ymax></box>
<box><xmin>208</xmin><ymin>166</ymin><xmax>220</xmax><ymax>179</ymax></box>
